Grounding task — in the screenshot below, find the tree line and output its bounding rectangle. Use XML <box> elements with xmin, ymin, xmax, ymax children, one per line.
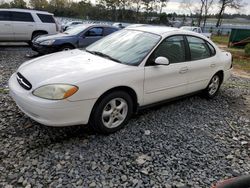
<box><xmin>0</xmin><ymin>0</ymin><xmax>247</xmax><ymax>27</ymax></box>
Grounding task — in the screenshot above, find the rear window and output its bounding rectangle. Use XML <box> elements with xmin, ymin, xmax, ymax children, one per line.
<box><xmin>11</xmin><ymin>12</ymin><xmax>34</xmax><ymax>22</ymax></box>
<box><xmin>37</xmin><ymin>14</ymin><xmax>55</xmax><ymax>23</ymax></box>
<box><xmin>0</xmin><ymin>11</ymin><xmax>11</xmax><ymax>21</ymax></box>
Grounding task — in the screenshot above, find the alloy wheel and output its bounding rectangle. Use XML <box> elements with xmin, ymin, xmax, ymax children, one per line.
<box><xmin>102</xmin><ymin>98</ymin><xmax>128</xmax><ymax>128</ymax></box>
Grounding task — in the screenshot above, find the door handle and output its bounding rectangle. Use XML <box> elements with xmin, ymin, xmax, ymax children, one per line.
<box><xmin>4</xmin><ymin>24</ymin><xmax>11</xmax><ymax>26</ymax></box>
<box><xmin>28</xmin><ymin>25</ymin><xmax>34</xmax><ymax>27</ymax></box>
<box><xmin>210</xmin><ymin>63</ymin><xmax>216</xmax><ymax>68</ymax></box>
<box><xmin>179</xmin><ymin>67</ymin><xmax>188</xmax><ymax>74</ymax></box>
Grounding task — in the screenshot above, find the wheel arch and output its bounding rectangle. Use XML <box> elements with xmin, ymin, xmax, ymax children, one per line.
<box><xmin>60</xmin><ymin>43</ymin><xmax>76</xmax><ymax>49</ymax></box>
<box><xmin>91</xmin><ymin>86</ymin><xmax>139</xmax><ymax>116</ymax></box>
<box><xmin>32</xmin><ymin>30</ymin><xmax>48</xmax><ymax>37</ymax></box>
<box><xmin>215</xmin><ymin>70</ymin><xmax>224</xmax><ymax>84</ymax></box>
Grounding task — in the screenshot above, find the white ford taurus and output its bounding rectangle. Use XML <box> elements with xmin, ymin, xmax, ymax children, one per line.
<box><xmin>9</xmin><ymin>25</ymin><xmax>232</xmax><ymax>133</ymax></box>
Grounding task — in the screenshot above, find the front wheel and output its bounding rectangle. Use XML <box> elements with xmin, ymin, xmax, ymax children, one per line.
<box><xmin>203</xmin><ymin>74</ymin><xmax>222</xmax><ymax>99</ymax></box>
<box><xmin>60</xmin><ymin>45</ymin><xmax>74</xmax><ymax>51</ymax></box>
<box><xmin>90</xmin><ymin>91</ymin><xmax>133</xmax><ymax>134</ymax></box>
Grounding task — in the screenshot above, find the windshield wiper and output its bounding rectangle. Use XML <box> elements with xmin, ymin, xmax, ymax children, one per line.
<box><xmin>86</xmin><ymin>50</ymin><xmax>122</xmax><ymax>64</ymax></box>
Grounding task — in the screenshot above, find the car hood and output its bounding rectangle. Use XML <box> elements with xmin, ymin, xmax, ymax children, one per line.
<box><xmin>17</xmin><ymin>49</ymin><xmax>129</xmax><ymax>88</ymax></box>
<box><xmin>34</xmin><ymin>33</ymin><xmax>73</xmax><ymax>42</ymax></box>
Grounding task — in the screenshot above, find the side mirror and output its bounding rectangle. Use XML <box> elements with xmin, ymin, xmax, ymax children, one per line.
<box><xmin>155</xmin><ymin>57</ymin><xmax>170</xmax><ymax>65</ymax></box>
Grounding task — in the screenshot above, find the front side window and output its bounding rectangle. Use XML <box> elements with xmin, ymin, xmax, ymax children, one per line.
<box><xmin>37</xmin><ymin>14</ymin><xmax>55</xmax><ymax>23</ymax></box>
<box><xmin>148</xmin><ymin>35</ymin><xmax>186</xmax><ymax>64</ymax></box>
<box><xmin>86</xmin><ymin>29</ymin><xmax>161</xmax><ymax>65</ymax></box>
<box><xmin>104</xmin><ymin>27</ymin><xmax>118</xmax><ymax>36</ymax></box>
<box><xmin>85</xmin><ymin>27</ymin><xmax>103</xmax><ymax>37</ymax></box>
<box><xmin>11</xmin><ymin>12</ymin><xmax>34</xmax><ymax>22</ymax></box>
<box><xmin>187</xmin><ymin>36</ymin><xmax>211</xmax><ymax>60</ymax></box>
<box><xmin>0</xmin><ymin>11</ymin><xmax>11</xmax><ymax>21</ymax></box>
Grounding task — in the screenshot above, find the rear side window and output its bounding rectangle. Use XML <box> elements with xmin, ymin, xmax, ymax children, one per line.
<box><xmin>85</xmin><ymin>27</ymin><xmax>103</xmax><ymax>37</ymax></box>
<box><xmin>37</xmin><ymin>14</ymin><xmax>55</xmax><ymax>23</ymax></box>
<box><xmin>0</xmin><ymin>11</ymin><xmax>11</xmax><ymax>21</ymax></box>
<box><xmin>11</xmin><ymin>12</ymin><xmax>34</xmax><ymax>22</ymax></box>
<box><xmin>103</xmin><ymin>27</ymin><xmax>118</xmax><ymax>36</ymax></box>
<box><xmin>206</xmin><ymin>42</ymin><xmax>216</xmax><ymax>56</ymax></box>
<box><xmin>187</xmin><ymin>36</ymin><xmax>211</xmax><ymax>60</ymax></box>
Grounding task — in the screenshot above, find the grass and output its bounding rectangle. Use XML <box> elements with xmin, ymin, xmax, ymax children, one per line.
<box><xmin>211</xmin><ymin>35</ymin><xmax>250</xmax><ymax>73</ymax></box>
<box><xmin>211</xmin><ymin>35</ymin><xmax>229</xmax><ymax>46</ymax></box>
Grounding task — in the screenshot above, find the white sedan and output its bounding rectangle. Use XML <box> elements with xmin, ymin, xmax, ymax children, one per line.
<box><xmin>9</xmin><ymin>25</ymin><xmax>232</xmax><ymax>133</ymax></box>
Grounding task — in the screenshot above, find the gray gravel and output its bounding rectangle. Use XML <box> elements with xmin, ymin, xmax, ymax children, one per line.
<box><xmin>0</xmin><ymin>46</ymin><xmax>250</xmax><ymax>188</ymax></box>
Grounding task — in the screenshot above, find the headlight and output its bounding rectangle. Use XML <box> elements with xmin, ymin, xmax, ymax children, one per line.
<box><xmin>40</xmin><ymin>40</ymin><xmax>55</xmax><ymax>45</ymax></box>
<box><xmin>33</xmin><ymin>84</ymin><xmax>78</xmax><ymax>100</ymax></box>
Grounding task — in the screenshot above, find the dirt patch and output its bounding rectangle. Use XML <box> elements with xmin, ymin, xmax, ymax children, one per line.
<box><xmin>232</xmin><ymin>68</ymin><xmax>250</xmax><ymax>79</ymax></box>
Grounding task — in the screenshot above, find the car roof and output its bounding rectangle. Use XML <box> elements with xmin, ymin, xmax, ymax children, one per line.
<box><xmin>0</xmin><ymin>8</ymin><xmax>53</xmax><ymax>15</ymax></box>
<box><xmin>73</xmin><ymin>23</ymin><xmax>118</xmax><ymax>29</ymax></box>
<box><xmin>181</xmin><ymin>26</ymin><xmax>199</xmax><ymax>29</ymax></box>
<box><xmin>126</xmin><ymin>25</ymin><xmax>179</xmax><ymax>35</ymax></box>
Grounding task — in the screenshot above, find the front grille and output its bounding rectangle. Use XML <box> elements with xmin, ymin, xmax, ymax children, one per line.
<box><xmin>16</xmin><ymin>72</ymin><xmax>32</xmax><ymax>90</ymax></box>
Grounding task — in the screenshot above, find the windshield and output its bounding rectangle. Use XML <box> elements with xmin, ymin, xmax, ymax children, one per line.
<box><xmin>86</xmin><ymin>29</ymin><xmax>161</xmax><ymax>65</ymax></box>
<box><xmin>63</xmin><ymin>25</ymin><xmax>88</xmax><ymax>35</ymax></box>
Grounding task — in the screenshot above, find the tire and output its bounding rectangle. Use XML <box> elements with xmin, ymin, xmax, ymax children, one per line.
<box><xmin>90</xmin><ymin>91</ymin><xmax>133</xmax><ymax>134</ymax></box>
<box><xmin>60</xmin><ymin>45</ymin><xmax>74</xmax><ymax>51</ymax></box>
<box><xmin>203</xmin><ymin>74</ymin><xmax>222</xmax><ymax>99</ymax></box>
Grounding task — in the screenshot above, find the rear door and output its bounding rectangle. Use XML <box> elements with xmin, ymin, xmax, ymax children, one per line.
<box><xmin>0</xmin><ymin>11</ymin><xmax>14</xmax><ymax>41</ymax></box>
<box><xmin>185</xmin><ymin>35</ymin><xmax>217</xmax><ymax>92</ymax></box>
<box><xmin>11</xmin><ymin>11</ymin><xmax>35</xmax><ymax>41</ymax></box>
<box><xmin>79</xmin><ymin>27</ymin><xmax>104</xmax><ymax>47</ymax></box>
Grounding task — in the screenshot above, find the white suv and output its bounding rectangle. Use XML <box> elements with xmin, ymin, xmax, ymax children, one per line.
<box><xmin>0</xmin><ymin>8</ymin><xmax>59</xmax><ymax>43</ymax></box>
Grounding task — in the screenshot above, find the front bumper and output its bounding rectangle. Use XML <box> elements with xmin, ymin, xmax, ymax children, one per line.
<box><xmin>8</xmin><ymin>73</ymin><xmax>96</xmax><ymax>127</ymax></box>
<box><xmin>31</xmin><ymin>43</ymin><xmax>60</xmax><ymax>54</ymax></box>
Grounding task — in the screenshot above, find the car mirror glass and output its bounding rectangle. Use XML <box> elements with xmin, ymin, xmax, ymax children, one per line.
<box><xmin>154</xmin><ymin>56</ymin><xmax>170</xmax><ymax>65</ymax></box>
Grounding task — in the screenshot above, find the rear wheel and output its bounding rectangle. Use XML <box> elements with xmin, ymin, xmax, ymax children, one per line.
<box><xmin>203</xmin><ymin>74</ymin><xmax>222</xmax><ymax>99</ymax></box>
<box><xmin>90</xmin><ymin>91</ymin><xmax>133</xmax><ymax>134</ymax></box>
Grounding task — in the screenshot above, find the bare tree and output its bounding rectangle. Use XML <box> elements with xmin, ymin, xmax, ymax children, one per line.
<box><xmin>202</xmin><ymin>0</ymin><xmax>214</xmax><ymax>27</ymax></box>
<box><xmin>196</xmin><ymin>0</ymin><xmax>205</xmax><ymax>27</ymax></box>
<box><xmin>216</xmin><ymin>0</ymin><xmax>244</xmax><ymax>27</ymax></box>
<box><xmin>131</xmin><ymin>0</ymin><xmax>142</xmax><ymax>22</ymax></box>
<box><xmin>158</xmin><ymin>0</ymin><xmax>169</xmax><ymax>14</ymax></box>
<box><xmin>180</xmin><ymin>0</ymin><xmax>195</xmax><ymax>26</ymax></box>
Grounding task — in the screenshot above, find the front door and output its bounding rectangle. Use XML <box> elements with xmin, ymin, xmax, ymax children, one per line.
<box><xmin>144</xmin><ymin>35</ymin><xmax>190</xmax><ymax>105</ymax></box>
<box><xmin>79</xmin><ymin>27</ymin><xmax>104</xmax><ymax>48</ymax></box>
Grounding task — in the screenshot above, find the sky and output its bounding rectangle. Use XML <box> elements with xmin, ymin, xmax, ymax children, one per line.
<box><xmin>3</xmin><ymin>0</ymin><xmax>250</xmax><ymax>15</ymax></box>
<box><xmin>162</xmin><ymin>0</ymin><xmax>250</xmax><ymax>15</ymax></box>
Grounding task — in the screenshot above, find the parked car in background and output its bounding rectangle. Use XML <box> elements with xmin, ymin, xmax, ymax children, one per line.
<box><xmin>9</xmin><ymin>26</ymin><xmax>232</xmax><ymax>134</ymax></box>
<box><xmin>112</xmin><ymin>22</ymin><xmax>125</xmax><ymax>29</ymax></box>
<box><xmin>180</xmin><ymin>26</ymin><xmax>212</xmax><ymax>39</ymax></box>
<box><xmin>61</xmin><ymin>21</ymin><xmax>83</xmax><ymax>31</ymax></box>
<box><xmin>0</xmin><ymin>8</ymin><xmax>59</xmax><ymax>43</ymax></box>
<box><xmin>31</xmin><ymin>24</ymin><xmax>119</xmax><ymax>54</ymax></box>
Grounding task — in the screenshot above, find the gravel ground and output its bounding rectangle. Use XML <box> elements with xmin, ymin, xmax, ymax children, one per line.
<box><xmin>0</xmin><ymin>46</ymin><xmax>250</xmax><ymax>188</ymax></box>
